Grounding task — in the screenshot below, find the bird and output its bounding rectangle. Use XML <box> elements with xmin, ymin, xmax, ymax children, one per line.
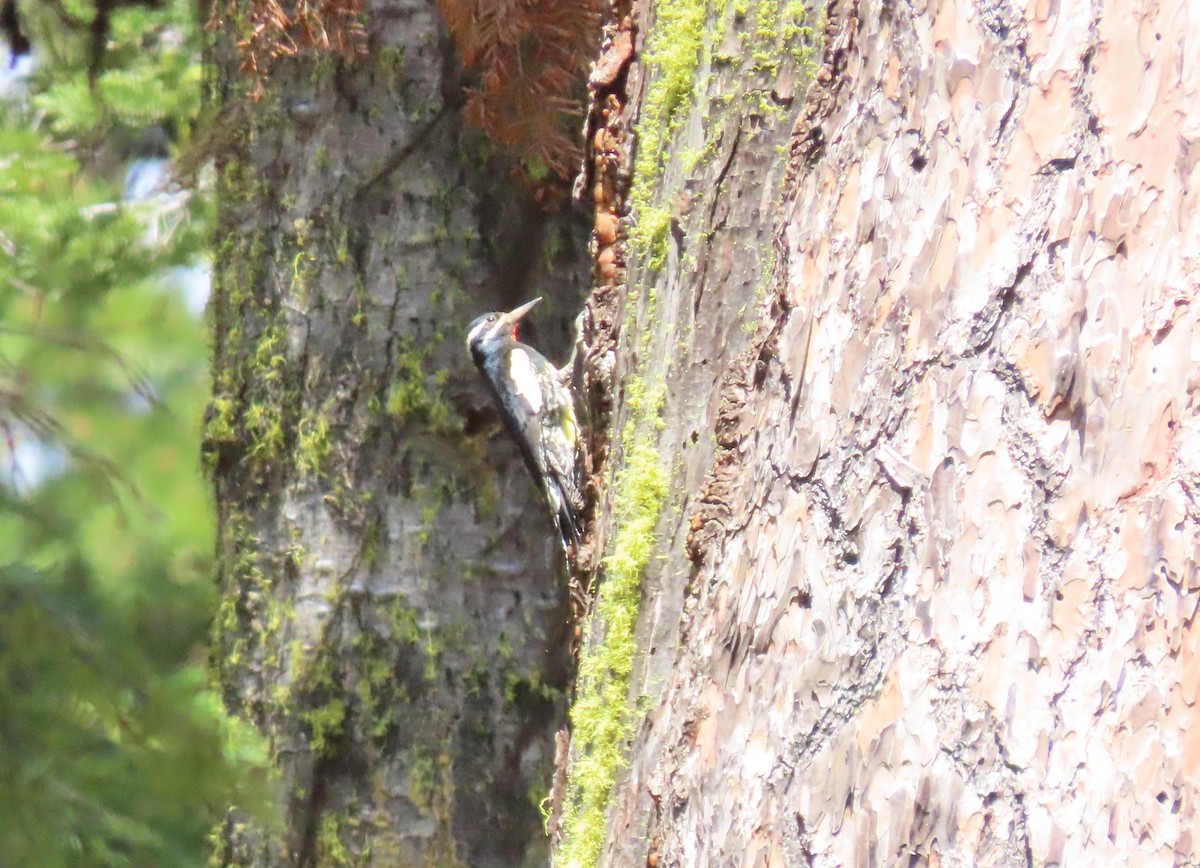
<box><xmin>467</xmin><ymin>298</ymin><xmax>583</xmax><ymax>554</ymax></box>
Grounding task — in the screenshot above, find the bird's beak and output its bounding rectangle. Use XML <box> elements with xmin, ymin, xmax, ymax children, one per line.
<box><xmin>492</xmin><ymin>297</ymin><xmax>541</xmax><ymax>338</ymax></box>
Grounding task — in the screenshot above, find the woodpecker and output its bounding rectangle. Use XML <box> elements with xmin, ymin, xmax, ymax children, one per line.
<box><xmin>467</xmin><ymin>298</ymin><xmax>582</xmax><ymax>553</ymax></box>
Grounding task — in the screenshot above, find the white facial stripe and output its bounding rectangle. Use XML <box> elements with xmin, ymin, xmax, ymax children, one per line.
<box><xmin>508</xmin><ymin>349</ymin><xmax>543</xmax><ymax>413</ymax></box>
<box><xmin>468</xmin><ymin>319</ymin><xmax>491</xmax><ymax>344</ymax></box>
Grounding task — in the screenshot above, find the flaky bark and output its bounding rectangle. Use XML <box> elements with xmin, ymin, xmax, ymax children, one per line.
<box><xmin>571</xmin><ymin>0</ymin><xmax>1200</xmax><ymax>864</ymax></box>
<box><xmin>204</xmin><ymin>2</ymin><xmax>588</xmax><ymax>864</ymax></box>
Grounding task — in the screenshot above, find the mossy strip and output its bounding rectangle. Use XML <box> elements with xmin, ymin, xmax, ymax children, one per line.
<box><xmin>558</xmin><ymin>382</ymin><xmax>667</xmax><ymax>867</ymax></box>
<box><xmin>628</xmin><ymin>0</ymin><xmax>818</xmax><ymax>268</ymax></box>
<box><xmin>628</xmin><ymin>0</ymin><xmax>707</xmax><ymax>266</ymax></box>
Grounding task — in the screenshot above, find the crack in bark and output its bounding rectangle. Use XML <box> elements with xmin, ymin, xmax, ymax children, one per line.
<box><xmin>355</xmin><ymin>106</ymin><xmax>452</xmax><ymax>198</ymax></box>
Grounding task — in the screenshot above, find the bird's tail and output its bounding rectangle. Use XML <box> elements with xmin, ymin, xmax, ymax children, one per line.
<box><xmin>556</xmin><ymin>501</ymin><xmax>580</xmax><ymax>555</ymax></box>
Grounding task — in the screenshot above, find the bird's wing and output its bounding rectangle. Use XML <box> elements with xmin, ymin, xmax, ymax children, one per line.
<box><xmin>479</xmin><ymin>343</ymin><xmax>582</xmax><ymax>548</ymax></box>
<box><xmin>535</xmin><ymin>364</ymin><xmax>583</xmax><ymax>543</ymax></box>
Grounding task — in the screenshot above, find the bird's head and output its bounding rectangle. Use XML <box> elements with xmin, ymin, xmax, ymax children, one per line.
<box><xmin>466</xmin><ymin>297</ymin><xmax>541</xmax><ymax>351</ymax></box>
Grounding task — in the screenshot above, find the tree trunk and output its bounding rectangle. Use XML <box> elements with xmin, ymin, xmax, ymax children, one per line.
<box><xmin>203</xmin><ymin>2</ymin><xmax>588</xmax><ymax>864</ymax></box>
<box><xmin>564</xmin><ymin>0</ymin><xmax>1200</xmax><ymax>864</ymax></box>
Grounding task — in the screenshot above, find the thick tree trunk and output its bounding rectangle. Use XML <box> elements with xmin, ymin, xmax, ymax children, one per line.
<box><xmin>566</xmin><ymin>0</ymin><xmax>1200</xmax><ymax>864</ymax></box>
<box><xmin>203</xmin><ymin>3</ymin><xmax>588</xmax><ymax>864</ymax></box>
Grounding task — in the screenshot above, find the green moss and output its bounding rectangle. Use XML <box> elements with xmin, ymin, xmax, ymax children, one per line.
<box><xmin>419</xmin><ymin>495</ymin><xmax>442</xmax><ymax>536</ymax></box>
<box><xmin>289</xmin><ymin>218</ymin><xmax>320</xmax><ymax>296</ymax></box>
<box><xmin>376</xmin><ymin>44</ymin><xmax>406</xmax><ymax>94</ymax></box>
<box><xmin>420</xmin><ymin>627</ymin><xmax>439</xmax><ymax>683</ymax></box>
<box><xmin>628</xmin><ymin>0</ymin><xmax>818</xmax><ymax>270</ymax></box>
<box><xmin>252</xmin><ymin>325</ymin><xmax>287</xmax><ymax>380</ymax></box>
<box><xmin>502</xmin><ymin>669</ymin><xmax>559</xmax><ymax>707</ymax></box>
<box><xmin>315</xmin><ymin>812</ymin><xmax>355</xmax><ymax>867</ymax></box>
<box><xmin>360</xmin><ymin>514</ymin><xmax>382</xmax><ymax>570</ymax></box>
<box><xmin>472</xmin><ymin>474</ymin><xmax>501</xmax><ymax>526</ymax></box>
<box><xmin>408</xmin><ymin>749</ymin><xmax>439</xmax><ymax>814</ymax></box>
<box><xmin>210</xmin><ymin>511</ymin><xmax>272</xmax><ymax>692</ymax></box>
<box><xmin>308</xmin><ymin>51</ymin><xmax>337</xmax><ymax>89</ymax></box>
<box><xmin>390</xmin><ymin>600</ymin><xmax>422</xmax><ymax>645</ymax></box>
<box><xmin>496</xmin><ymin>631</ymin><xmax>515</xmax><ymax>661</ymax></box>
<box><xmin>736</xmin><ymin>0</ymin><xmax>819</xmax><ymax>116</ymax></box>
<box><xmin>558</xmin><ymin>381</ymin><xmax>668</xmax><ymax>868</ymax></box>
<box><xmin>219</xmin><ymin>159</ymin><xmax>270</xmax><ymax>207</ymax></box>
<box><xmin>406</xmin><ymin>747</ymin><xmax>465</xmax><ymax>866</ymax></box>
<box><xmin>628</xmin><ymin>0</ymin><xmax>707</xmax><ymax>266</ymax></box>
<box><xmin>355</xmin><ymin>649</ymin><xmax>399</xmax><ymax>740</ymax></box>
<box><xmin>387</xmin><ymin>599</ymin><xmax>440</xmax><ymax>681</ymax></box>
<box><xmin>295</xmin><ymin>409</ymin><xmax>332</xmax><ymax>478</ymax></box>
<box><xmin>312</xmin><ymin>144</ymin><xmax>332</xmax><ymax>172</ymax></box>
<box><xmin>385</xmin><ymin>339</ymin><xmax>459</xmax><ymax>434</ymax></box>
<box><xmin>285</xmin><ymin>522</ymin><xmax>307</xmax><ymax>569</ymax></box>
<box><xmin>302</xmin><ymin>698</ymin><xmax>346</xmax><ymax>756</ymax></box>
<box><xmin>203</xmin><ymin>396</ymin><xmax>239</xmax><ymax>460</ymax></box>
<box><xmin>243</xmin><ymin>401</ymin><xmax>285</xmax><ymax>463</ymax></box>
<box><xmin>289</xmin><ymin>639</ymin><xmax>347</xmax><ymax>757</ymax></box>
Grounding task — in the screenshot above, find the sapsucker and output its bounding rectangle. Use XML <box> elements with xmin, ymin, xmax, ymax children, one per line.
<box><xmin>467</xmin><ymin>298</ymin><xmax>583</xmax><ymax>553</ymax></box>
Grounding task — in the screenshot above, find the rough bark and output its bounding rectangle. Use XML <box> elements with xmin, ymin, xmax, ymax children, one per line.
<box><xmin>203</xmin><ymin>3</ymin><xmax>588</xmax><ymax>864</ymax></box>
<box><xmin>557</xmin><ymin>0</ymin><xmax>816</xmax><ymax>862</ymax></box>
<box><xmin>569</xmin><ymin>0</ymin><xmax>1200</xmax><ymax>864</ymax></box>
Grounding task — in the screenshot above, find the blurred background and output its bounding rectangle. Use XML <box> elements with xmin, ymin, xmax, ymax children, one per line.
<box><xmin>0</xmin><ymin>1</ymin><xmax>271</xmax><ymax>863</ymax></box>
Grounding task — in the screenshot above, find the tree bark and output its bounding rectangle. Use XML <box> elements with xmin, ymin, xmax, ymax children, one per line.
<box><xmin>565</xmin><ymin>0</ymin><xmax>1200</xmax><ymax>864</ymax></box>
<box><xmin>204</xmin><ymin>3</ymin><xmax>588</xmax><ymax>864</ymax></box>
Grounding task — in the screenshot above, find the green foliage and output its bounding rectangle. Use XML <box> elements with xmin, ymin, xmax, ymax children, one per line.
<box><xmin>0</xmin><ymin>571</ymin><xmax>271</xmax><ymax>866</ymax></box>
<box><xmin>27</xmin><ymin>1</ymin><xmax>203</xmax><ymax>142</ymax></box>
<box><xmin>0</xmin><ymin>1</ymin><xmax>271</xmax><ymax>864</ymax></box>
